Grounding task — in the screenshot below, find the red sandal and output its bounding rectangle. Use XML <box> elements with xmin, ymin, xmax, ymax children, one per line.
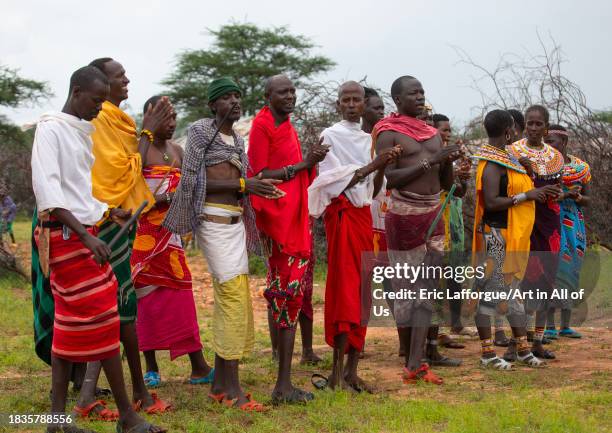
<box><xmin>402</xmin><ymin>363</ymin><xmax>443</xmax><ymax>385</ymax></box>
<box><xmin>133</xmin><ymin>392</ymin><xmax>172</xmax><ymax>414</ymax></box>
<box><xmin>223</xmin><ymin>393</ymin><xmax>268</xmax><ymax>412</ymax></box>
<box><xmin>73</xmin><ymin>400</ymin><xmax>119</xmax><ymax>421</ymax></box>
<box><xmin>208</xmin><ymin>392</ymin><xmax>225</xmax><ymax>403</ymax></box>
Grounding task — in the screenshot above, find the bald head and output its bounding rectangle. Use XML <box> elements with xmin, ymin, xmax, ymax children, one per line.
<box><xmin>337</xmin><ymin>80</ymin><xmax>365</xmax><ymax>99</ymax></box>
<box><xmin>264</xmin><ymin>74</ymin><xmax>293</xmax><ymax>97</ymax></box>
<box><xmin>264</xmin><ymin>74</ymin><xmax>296</xmax><ymax>116</ymax></box>
<box><xmin>336</xmin><ymin>80</ymin><xmax>365</xmax><ymax>123</ymax></box>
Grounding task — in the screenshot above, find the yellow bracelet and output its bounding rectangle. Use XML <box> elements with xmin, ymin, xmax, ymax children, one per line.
<box><xmin>239</xmin><ymin>177</ymin><xmax>246</xmax><ymax>193</ymax></box>
<box><xmin>140</xmin><ymin>129</ymin><xmax>154</xmax><ymax>143</ymax></box>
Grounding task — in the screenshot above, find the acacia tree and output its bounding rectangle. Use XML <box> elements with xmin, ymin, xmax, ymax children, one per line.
<box><xmin>455</xmin><ymin>33</ymin><xmax>612</xmax><ymax>247</ymax></box>
<box><xmin>163</xmin><ymin>22</ymin><xmax>335</xmax><ymax>122</ymax></box>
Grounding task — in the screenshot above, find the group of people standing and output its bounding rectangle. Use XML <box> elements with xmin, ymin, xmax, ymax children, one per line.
<box><xmin>27</xmin><ymin>57</ymin><xmax>590</xmax><ymax>433</ymax></box>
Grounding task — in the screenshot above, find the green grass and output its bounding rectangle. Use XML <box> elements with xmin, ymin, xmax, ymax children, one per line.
<box><xmin>0</xmin><ymin>220</ymin><xmax>611</xmax><ymax>432</ymax></box>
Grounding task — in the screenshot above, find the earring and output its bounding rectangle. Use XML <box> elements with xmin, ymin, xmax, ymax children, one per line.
<box><xmin>544</xmin><ymin>129</ymin><xmax>549</xmax><ymax>136</ymax></box>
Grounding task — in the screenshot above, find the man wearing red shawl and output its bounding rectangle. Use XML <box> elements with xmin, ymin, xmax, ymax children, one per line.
<box><xmin>308</xmin><ymin>81</ymin><xmax>400</xmax><ymax>392</ymax></box>
<box><xmin>130</xmin><ymin>96</ymin><xmax>212</xmax><ymax>389</ymax></box>
<box><xmin>374</xmin><ymin>76</ymin><xmax>463</xmax><ymax>385</ymax></box>
<box><xmin>248</xmin><ymin>75</ymin><xmax>329</xmax><ymax>404</ymax></box>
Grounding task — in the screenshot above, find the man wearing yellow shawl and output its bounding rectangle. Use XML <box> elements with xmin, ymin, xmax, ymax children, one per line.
<box><xmin>72</xmin><ymin>58</ymin><xmax>174</xmax><ymax>419</ymax></box>
<box><xmin>471</xmin><ymin>110</ymin><xmax>558</xmax><ymax>370</ymax></box>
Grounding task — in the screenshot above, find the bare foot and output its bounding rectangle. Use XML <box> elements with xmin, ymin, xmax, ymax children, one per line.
<box><xmin>300</xmin><ymin>350</ymin><xmax>323</xmax><ymax>365</ymax></box>
<box><xmin>344</xmin><ymin>374</ymin><xmax>375</xmax><ymax>394</ymax></box>
<box><xmin>120</xmin><ymin>410</ymin><xmax>166</xmax><ymax>432</ymax></box>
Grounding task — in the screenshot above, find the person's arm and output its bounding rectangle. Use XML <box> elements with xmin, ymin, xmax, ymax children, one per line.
<box><xmin>249</xmin><ymin>122</ymin><xmax>328</xmax><ymax>180</ymax></box>
<box><xmin>343</xmin><ymin>145</ymin><xmax>402</xmax><ymax>193</ymax></box>
<box><xmin>5</xmin><ymin>197</ymin><xmax>17</xmax><ymax>222</ymax></box>
<box><xmin>575</xmin><ymin>183</ymin><xmax>590</xmax><ymax>207</ymax></box>
<box><xmin>482</xmin><ymin>163</ymin><xmax>557</xmax><ymax>211</ymax></box>
<box><xmin>50</xmin><ymin>208</ymin><xmax>111</xmax><ymax>264</ymax></box>
<box><xmin>31</xmin><ymin>124</ymin><xmax>110</xmax><ymax>263</ymax></box>
<box><xmin>440</xmin><ymin>159</ymin><xmax>454</xmax><ymax>192</ymax></box>
<box><xmin>376</xmin><ymin>132</ymin><xmax>424</xmax><ymax>189</ymax></box>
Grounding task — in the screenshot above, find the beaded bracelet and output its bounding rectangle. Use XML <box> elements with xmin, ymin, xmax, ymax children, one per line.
<box><xmin>140</xmin><ymin>129</ymin><xmax>154</xmax><ymax>143</ymax></box>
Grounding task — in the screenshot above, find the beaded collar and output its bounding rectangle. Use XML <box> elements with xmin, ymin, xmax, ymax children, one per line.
<box><xmin>508</xmin><ymin>139</ymin><xmax>564</xmax><ymax>179</ymax></box>
<box><xmin>472</xmin><ymin>144</ymin><xmax>526</xmax><ymax>173</ymax></box>
<box><xmin>563</xmin><ymin>155</ymin><xmax>591</xmax><ymax>186</ymax></box>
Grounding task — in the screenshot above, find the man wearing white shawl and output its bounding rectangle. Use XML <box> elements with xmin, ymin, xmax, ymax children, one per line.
<box><xmin>308</xmin><ymin>81</ymin><xmax>400</xmax><ymax>392</ymax></box>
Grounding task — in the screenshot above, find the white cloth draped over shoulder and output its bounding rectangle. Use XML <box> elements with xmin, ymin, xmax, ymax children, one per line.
<box><xmin>308</xmin><ymin>120</ymin><xmax>374</xmax><ymax>218</ymax></box>
<box><xmin>29</xmin><ymin>112</ymin><xmax>108</xmax><ymax>225</ymax></box>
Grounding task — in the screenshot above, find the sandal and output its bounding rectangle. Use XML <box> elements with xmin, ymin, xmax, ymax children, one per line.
<box><xmin>402</xmin><ymin>364</ymin><xmax>443</xmax><ymax>385</ymax></box>
<box><xmin>311</xmin><ymin>373</ymin><xmax>329</xmax><ymax>391</ymax></box>
<box><xmin>133</xmin><ymin>392</ymin><xmax>172</xmax><ymax>414</ymax></box>
<box><xmin>116</xmin><ymin>421</ymin><xmax>167</xmax><ymax>433</ymax></box>
<box><xmin>271</xmin><ymin>387</ymin><xmax>315</xmax><ymax>405</ymax></box>
<box><xmin>208</xmin><ymin>392</ymin><xmax>225</xmax><ymax>403</ymax></box>
<box><xmin>532</xmin><ymin>348</ymin><xmax>556</xmax><ymax>359</ymax></box>
<box><xmin>189</xmin><ymin>368</ymin><xmax>215</xmax><ymax>385</ymax></box>
<box><xmin>480</xmin><ymin>356</ymin><xmax>513</xmax><ymax>370</ymax></box>
<box><xmin>559</xmin><ymin>328</ymin><xmax>582</xmax><ymax>338</ymax></box>
<box><xmin>424</xmin><ymin>356</ymin><xmax>462</xmax><ymax>367</ymax></box>
<box><xmin>517</xmin><ymin>352</ymin><xmax>546</xmax><ymax>367</ymax></box>
<box><xmin>544</xmin><ymin>329</ymin><xmax>559</xmax><ymax>339</ymax></box>
<box><xmin>223</xmin><ymin>393</ymin><xmax>268</xmax><ymax>412</ymax></box>
<box><xmin>143</xmin><ymin>371</ymin><xmax>161</xmax><ymax>388</ymax></box>
<box><xmin>73</xmin><ymin>400</ymin><xmax>119</xmax><ymax>421</ymax></box>
<box><xmin>438</xmin><ymin>335</ymin><xmax>465</xmax><ymax>349</ymax></box>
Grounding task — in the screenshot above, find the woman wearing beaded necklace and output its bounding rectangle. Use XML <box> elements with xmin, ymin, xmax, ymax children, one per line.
<box><xmin>543</xmin><ymin>125</ymin><xmax>590</xmax><ymax>340</ymax></box>
<box><xmin>507</xmin><ymin>105</ymin><xmax>563</xmax><ymax>361</ymax></box>
<box><xmin>472</xmin><ymin>109</ymin><xmax>559</xmax><ymax>369</ymax></box>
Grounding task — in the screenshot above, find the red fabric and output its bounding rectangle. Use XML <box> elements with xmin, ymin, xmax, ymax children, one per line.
<box><xmin>372</xmin><ymin>112</ymin><xmax>439</xmax><ymax>143</ymax></box>
<box><xmin>136</xmin><ymin>287</ymin><xmax>202</xmax><ymax>360</ymax></box>
<box><xmin>323</xmin><ymin>195</ymin><xmax>373</xmax><ymax>351</ymax></box>
<box><xmin>39</xmin><ymin>226</ymin><xmax>120</xmax><ymax>363</ymax></box>
<box><xmin>131</xmin><ymin>166</ymin><xmax>192</xmax><ymax>291</ymax></box>
<box><xmin>300</xmin><ymin>227</ymin><xmax>316</xmax><ymax>321</ymax></box>
<box><xmin>385</xmin><ymin>207</ymin><xmax>444</xmax><ymax>251</ymax></box>
<box><xmin>247</xmin><ymin>106</ymin><xmax>314</xmax><ymax>258</ymax></box>
<box><xmin>266</xmin><ymin>241</ymin><xmax>309</xmax><ymax>329</ymax></box>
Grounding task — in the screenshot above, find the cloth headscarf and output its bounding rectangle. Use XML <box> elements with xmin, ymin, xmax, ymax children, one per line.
<box><xmin>208</xmin><ymin>77</ymin><xmax>241</xmax><ymax>103</ymax></box>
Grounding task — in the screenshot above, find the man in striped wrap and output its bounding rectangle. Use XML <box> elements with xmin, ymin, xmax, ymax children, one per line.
<box><xmin>31</xmin><ymin>65</ymin><xmax>164</xmax><ymax>433</ymax></box>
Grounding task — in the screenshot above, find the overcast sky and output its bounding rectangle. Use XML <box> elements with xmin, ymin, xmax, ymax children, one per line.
<box><xmin>2</xmin><ymin>0</ymin><xmax>610</xmax><ymax>128</ymax></box>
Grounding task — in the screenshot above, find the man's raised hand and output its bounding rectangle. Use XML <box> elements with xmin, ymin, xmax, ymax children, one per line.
<box><xmin>142</xmin><ymin>96</ymin><xmax>174</xmax><ymax>136</ymax></box>
<box><xmin>431</xmin><ymin>144</ymin><xmax>463</xmax><ymax>165</ymax></box>
<box><xmin>372</xmin><ymin>145</ymin><xmax>402</xmax><ymax>170</ymax></box>
<box><xmin>305</xmin><ymin>137</ymin><xmax>331</xmax><ymax>168</ymax></box>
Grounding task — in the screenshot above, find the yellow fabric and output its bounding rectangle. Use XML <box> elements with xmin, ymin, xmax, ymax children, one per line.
<box><xmin>91</xmin><ymin>102</ymin><xmax>154</xmax><ymax>212</ymax></box>
<box><xmin>440</xmin><ymin>191</ymin><xmax>451</xmax><ymax>251</ymax></box>
<box><xmin>472</xmin><ymin>160</ymin><xmax>535</xmax><ymax>280</ymax></box>
<box><xmin>204</xmin><ymin>202</ymin><xmax>243</xmax><ymax>213</ymax></box>
<box><xmin>212</xmin><ymin>274</ymin><xmax>254</xmax><ymax>360</ymax></box>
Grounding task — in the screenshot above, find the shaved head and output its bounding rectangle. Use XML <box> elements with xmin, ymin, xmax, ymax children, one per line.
<box><xmin>337</xmin><ymin>80</ymin><xmax>365</xmax><ymax>99</ymax></box>
<box><xmin>264</xmin><ymin>74</ymin><xmax>293</xmax><ymax>97</ymax></box>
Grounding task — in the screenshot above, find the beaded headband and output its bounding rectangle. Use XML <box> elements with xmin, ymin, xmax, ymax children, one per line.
<box><xmin>548</xmin><ymin>129</ymin><xmax>569</xmax><ymax>136</ymax></box>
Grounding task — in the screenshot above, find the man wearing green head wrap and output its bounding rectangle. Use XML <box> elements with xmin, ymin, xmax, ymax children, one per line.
<box><xmin>164</xmin><ymin>77</ymin><xmax>284</xmax><ymax>411</ymax></box>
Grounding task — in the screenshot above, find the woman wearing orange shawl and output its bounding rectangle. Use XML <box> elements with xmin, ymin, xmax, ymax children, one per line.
<box><xmin>472</xmin><ymin>110</ymin><xmax>557</xmax><ymax>370</ymax></box>
<box><xmin>130</xmin><ymin>96</ymin><xmax>212</xmax><ymax>387</ymax></box>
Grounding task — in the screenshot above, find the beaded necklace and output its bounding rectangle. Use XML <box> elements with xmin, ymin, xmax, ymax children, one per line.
<box><xmin>508</xmin><ymin>139</ymin><xmax>563</xmax><ymax>179</ymax></box>
<box><xmin>562</xmin><ymin>155</ymin><xmax>591</xmax><ymax>186</ymax></box>
<box><xmin>472</xmin><ymin>144</ymin><xmax>526</xmax><ymax>173</ymax></box>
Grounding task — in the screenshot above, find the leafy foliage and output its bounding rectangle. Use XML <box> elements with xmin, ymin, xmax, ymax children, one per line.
<box><xmin>163</xmin><ymin>23</ymin><xmax>335</xmax><ymax>122</ymax></box>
